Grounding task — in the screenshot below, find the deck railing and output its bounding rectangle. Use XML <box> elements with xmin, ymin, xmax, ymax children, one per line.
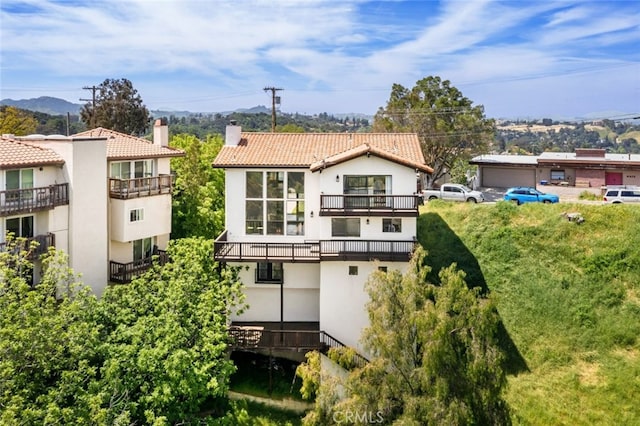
<box><xmin>228</xmin><ymin>327</ymin><xmax>368</xmax><ymax>368</ymax></box>
<box><xmin>109</xmin><ymin>175</ymin><xmax>173</xmax><ymax>199</ymax></box>
<box><xmin>214</xmin><ymin>232</ymin><xmax>415</xmax><ymax>263</ymax></box>
<box><xmin>109</xmin><ymin>250</ymin><xmax>169</xmax><ymax>283</ymax></box>
<box><xmin>0</xmin><ymin>183</ymin><xmax>69</xmax><ymax>216</ymax></box>
<box><xmin>320</xmin><ymin>194</ymin><xmax>420</xmax><ymax>216</ymax></box>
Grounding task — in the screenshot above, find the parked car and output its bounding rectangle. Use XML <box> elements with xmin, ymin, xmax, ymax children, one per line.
<box><xmin>503</xmin><ymin>187</ymin><xmax>559</xmax><ymax>205</ymax></box>
<box><xmin>603</xmin><ymin>186</ymin><xmax>640</xmax><ymax>204</ymax></box>
<box><xmin>422</xmin><ymin>183</ymin><xmax>485</xmax><ymax>203</ymax></box>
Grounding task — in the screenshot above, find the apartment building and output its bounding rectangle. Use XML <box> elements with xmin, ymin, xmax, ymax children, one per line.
<box><xmin>213</xmin><ymin>124</ymin><xmax>432</xmax><ymax>353</ymax></box>
<box><xmin>0</xmin><ymin>119</ymin><xmax>183</xmax><ymax>294</ymax></box>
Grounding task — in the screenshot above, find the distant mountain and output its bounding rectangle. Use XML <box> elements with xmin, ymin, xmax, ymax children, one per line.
<box><xmin>0</xmin><ymin>96</ymin><xmax>82</xmax><ymax>115</ymax></box>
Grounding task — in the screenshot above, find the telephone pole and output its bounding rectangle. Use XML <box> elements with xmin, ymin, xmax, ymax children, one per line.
<box><xmin>80</xmin><ymin>85</ymin><xmax>99</xmax><ymax>128</ymax></box>
<box><xmin>263</xmin><ymin>86</ymin><xmax>283</xmax><ymax>132</ymax></box>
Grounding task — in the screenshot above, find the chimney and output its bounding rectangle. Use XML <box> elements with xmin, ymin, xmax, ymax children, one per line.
<box><xmin>153</xmin><ymin>118</ymin><xmax>169</xmax><ymax>147</ymax></box>
<box><xmin>225</xmin><ymin>120</ymin><xmax>242</xmax><ymax>146</ymax></box>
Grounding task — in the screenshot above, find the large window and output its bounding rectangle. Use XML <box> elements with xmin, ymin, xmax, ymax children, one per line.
<box><xmin>256</xmin><ymin>262</ymin><xmax>283</xmax><ymax>283</ymax></box>
<box><xmin>6</xmin><ymin>216</ymin><xmax>34</xmax><ymax>238</ymax></box>
<box><xmin>382</xmin><ymin>218</ymin><xmax>402</xmax><ymax>233</ymax></box>
<box><xmin>332</xmin><ymin>218</ymin><xmax>360</xmax><ymax>237</ymax></box>
<box><xmin>245</xmin><ymin>171</ymin><xmax>304</xmax><ymax>236</ymax></box>
<box><xmin>344</xmin><ymin>175</ymin><xmax>391</xmax><ymax>195</ymax></box>
<box><xmin>111</xmin><ymin>160</ymin><xmax>154</xmax><ymax>179</ymax></box>
<box><xmin>133</xmin><ymin>237</ymin><xmax>153</xmax><ymax>261</ymax></box>
<box><xmin>550</xmin><ymin>170</ymin><xmax>565</xmax><ymax>181</ymax></box>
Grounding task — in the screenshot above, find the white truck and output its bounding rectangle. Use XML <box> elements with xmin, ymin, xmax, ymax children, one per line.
<box><xmin>422</xmin><ymin>183</ymin><xmax>485</xmax><ymax>203</ymax></box>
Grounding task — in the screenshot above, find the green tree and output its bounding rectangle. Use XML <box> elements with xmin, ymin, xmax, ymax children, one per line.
<box><xmin>80</xmin><ymin>78</ymin><xmax>150</xmax><ymax>135</ymax></box>
<box><xmin>305</xmin><ymin>247</ymin><xmax>510</xmax><ymax>425</ymax></box>
<box><xmin>0</xmin><ymin>238</ymin><xmax>104</xmax><ymax>425</ymax></box>
<box><xmin>0</xmin><ymin>106</ymin><xmax>38</xmax><ymax>135</ymax></box>
<box><xmin>96</xmin><ymin>237</ymin><xmax>245</xmax><ymax>424</ymax></box>
<box><xmin>373</xmin><ymin>76</ymin><xmax>494</xmax><ymax>186</ymax></box>
<box><xmin>170</xmin><ymin>134</ymin><xmax>226</xmax><ymax>239</ymax></box>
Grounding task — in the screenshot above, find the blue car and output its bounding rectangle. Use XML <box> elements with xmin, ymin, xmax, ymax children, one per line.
<box><xmin>503</xmin><ymin>187</ymin><xmax>559</xmax><ymax>205</ymax></box>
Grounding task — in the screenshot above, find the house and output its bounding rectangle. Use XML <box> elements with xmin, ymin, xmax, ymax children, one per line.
<box><xmin>0</xmin><ymin>119</ymin><xmax>184</xmax><ymax>294</ymax></box>
<box><xmin>470</xmin><ymin>148</ymin><xmax>640</xmax><ymax>188</ymax></box>
<box><xmin>212</xmin><ymin>124</ymin><xmax>432</xmax><ymax>354</ymax></box>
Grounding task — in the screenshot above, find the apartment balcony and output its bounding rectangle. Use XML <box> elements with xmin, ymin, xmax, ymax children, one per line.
<box><xmin>109</xmin><ymin>249</ymin><xmax>169</xmax><ymax>284</ymax></box>
<box><xmin>214</xmin><ymin>231</ymin><xmax>416</xmax><ymax>263</ymax></box>
<box><xmin>320</xmin><ymin>194</ymin><xmax>421</xmax><ymax>217</ymax></box>
<box><xmin>109</xmin><ymin>175</ymin><xmax>173</xmax><ymax>200</ymax></box>
<box><xmin>0</xmin><ymin>183</ymin><xmax>69</xmax><ymax>217</ymax></box>
<box><xmin>0</xmin><ymin>233</ymin><xmax>56</xmax><ymax>259</ymax></box>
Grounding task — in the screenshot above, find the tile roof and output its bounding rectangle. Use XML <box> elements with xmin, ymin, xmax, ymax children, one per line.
<box><xmin>213</xmin><ymin>132</ymin><xmax>432</xmax><ymax>173</ymax></box>
<box><xmin>0</xmin><ymin>136</ymin><xmax>65</xmax><ymax>169</ymax></box>
<box><xmin>73</xmin><ymin>128</ymin><xmax>184</xmax><ymax>160</ymax></box>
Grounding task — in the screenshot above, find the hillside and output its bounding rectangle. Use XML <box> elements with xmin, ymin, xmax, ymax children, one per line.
<box><xmin>419</xmin><ymin>202</ymin><xmax>640</xmax><ymax>425</ymax></box>
<box><xmin>0</xmin><ymin>96</ymin><xmax>82</xmax><ymax>115</ymax></box>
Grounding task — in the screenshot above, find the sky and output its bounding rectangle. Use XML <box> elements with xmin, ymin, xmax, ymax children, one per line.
<box><xmin>1</xmin><ymin>0</ymin><xmax>639</xmax><ymax>120</ymax></box>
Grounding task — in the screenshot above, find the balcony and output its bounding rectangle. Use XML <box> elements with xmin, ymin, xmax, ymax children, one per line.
<box><xmin>109</xmin><ymin>175</ymin><xmax>173</xmax><ymax>199</ymax></box>
<box><xmin>109</xmin><ymin>250</ymin><xmax>169</xmax><ymax>284</ymax></box>
<box><xmin>0</xmin><ymin>183</ymin><xmax>69</xmax><ymax>217</ymax></box>
<box><xmin>320</xmin><ymin>194</ymin><xmax>420</xmax><ymax>217</ymax></box>
<box><xmin>0</xmin><ymin>233</ymin><xmax>56</xmax><ymax>259</ymax></box>
<box><xmin>214</xmin><ymin>231</ymin><xmax>415</xmax><ymax>263</ymax></box>
<box><xmin>228</xmin><ymin>322</ymin><xmax>368</xmax><ymax>368</ymax></box>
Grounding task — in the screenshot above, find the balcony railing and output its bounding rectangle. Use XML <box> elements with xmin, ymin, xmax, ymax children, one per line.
<box><xmin>0</xmin><ymin>233</ymin><xmax>55</xmax><ymax>259</ymax></box>
<box><xmin>109</xmin><ymin>249</ymin><xmax>169</xmax><ymax>284</ymax></box>
<box><xmin>214</xmin><ymin>231</ymin><xmax>415</xmax><ymax>263</ymax></box>
<box><xmin>228</xmin><ymin>326</ymin><xmax>368</xmax><ymax>368</ymax></box>
<box><xmin>320</xmin><ymin>194</ymin><xmax>421</xmax><ymax>216</ymax></box>
<box><xmin>0</xmin><ymin>183</ymin><xmax>69</xmax><ymax>217</ymax></box>
<box><xmin>109</xmin><ymin>175</ymin><xmax>173</xmax><ymax>199</ymax></box>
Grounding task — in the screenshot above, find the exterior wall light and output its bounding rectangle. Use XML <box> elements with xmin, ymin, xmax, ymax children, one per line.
<box><xmin>310</xmin><ymin>211</ymin><xmax>314</xmax><ymax>218</ymax></box>
<box><xmin>336</xmin><ymin>175</ymin><xmax>340</xmax><ymax>182</ymax></box>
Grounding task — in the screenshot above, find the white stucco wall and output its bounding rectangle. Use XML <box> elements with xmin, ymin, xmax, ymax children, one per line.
<box><xmin>319</xmin><ymin>260</ymin><xmax>410</xmax><ymax>354</ymax></box>
<box><xmin>110</xmin><ymin>195</ymin><xmax>172</xmax><ymax>243</ymax></box>
<box><xmin>232</xmin><ymin>262</ymin><xmax>320</xmax><ymax>322</ymax></box>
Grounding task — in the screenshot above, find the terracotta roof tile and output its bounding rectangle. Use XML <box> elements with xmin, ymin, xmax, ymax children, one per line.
<box><xmin>73</xmin><ymin>128</ymin><xmax>184</xmax><ymax>160</ymax></box>
<box><xmin>0</xmin><ymin>136</ymin><xmax>65</xmax><ymax>169</ymax></box>
<box><xmin>213</xmin><ymin>132</ymin><xmax>432</xmax><ymax>173</ymax></box>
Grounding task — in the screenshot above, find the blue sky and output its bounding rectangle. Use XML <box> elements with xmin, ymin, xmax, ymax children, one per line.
<box><xmin>1</xmin><ymin>0</ymin><xmax>639</xmax><ymax>119</ymax></box>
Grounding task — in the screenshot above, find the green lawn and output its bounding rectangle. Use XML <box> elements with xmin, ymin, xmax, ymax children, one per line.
<box><xmin>418</xmin><ymin>201</ymin><xmax>640</xmax><ymax>425</ymax></box>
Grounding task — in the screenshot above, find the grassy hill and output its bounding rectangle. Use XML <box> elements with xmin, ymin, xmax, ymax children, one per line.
<box><xmin>418</xmin><ymin>201</ymin><xmax>640</xmax><ymax>425</ymax></box>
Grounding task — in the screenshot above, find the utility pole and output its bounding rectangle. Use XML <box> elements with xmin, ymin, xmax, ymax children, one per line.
<box><xmin>80</xmin><ymin>85</ymin><xmax>99</xmax><ymax>128</ymax></box>
<box><xmin>263</xmin><ymin>86</ymin><xmax>283</xmax><ymax>132</ymax></box>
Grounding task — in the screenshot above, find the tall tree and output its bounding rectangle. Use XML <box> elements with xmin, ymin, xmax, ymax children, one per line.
<box><xmin>373</xmin><ymin>76</ymin><xmax>495</xmax><ymax>186</ymax></box>
<box><xmin>302</xmin><ymin>247</ymin><xmax>510</xmax><ymax>425</ymax></box>
<box><xmin>0</xmin><ymin>106</ymin><xmax>38</xmax><ymax>135</ymax></box>
<box><xmin>0</xmin><ymin>238</ymin><xmax>104</xmax><ymax>425</ymax></box>
<box><xmin>170</xmin><ymin>134</ymin><xmax>226</xmax><ymax>239</ymax></box>
<box><xmin>80</xmin><ymin>78</ymin><xmax>150</xmax><ymax>135</ymax></box>
<box><xmin>96</xmin><ymin>237</ymin><xmax>245</xmax><ymax>424</ymax></box>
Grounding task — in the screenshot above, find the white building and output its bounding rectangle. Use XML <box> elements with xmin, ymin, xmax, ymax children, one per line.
<box><xmin>0</xmin><ymin>120</ymin><xmax>183</xmax><ymax>294</ymax></box>
<box><xmin>213</xmin><ymin>124</ymin><xmax>432</xmax><ymax>354</ymax></box>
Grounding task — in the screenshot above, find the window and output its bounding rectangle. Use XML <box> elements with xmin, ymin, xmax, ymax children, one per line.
<box><xmin>348</xmin><ymin>266</ymin><xmax>358</xmax><ymax>276</ymax></box>
<box><xmin>6</xmin><ymin>169</ymin><xmax>34</xmax><ymax>202</ymax></box>
<box><xmin>256</xmin><ymin>262</ymin><xmax>283</xmax><ymax>283</ymax></box>
<box><xmin>332</xmin><ymin>218</ymin><xmax>360</xmax><ymax>237</ymax></box>
<box><xmin>344</xmin><ymin>175</ymin><xmax>391</xmax><ymax>195</ymax></box>
<box><xmin>378</xmin><ymin>266</ymin><xmax>388</xmax><ymax>273</ymax></box>
<box><xmin>129</xmin><ymin>208</ymin><xmax>144</xmax><ymax>222</ymax></box>
<box><xmin>245</xmin><ymin>171</ymin><xmax>304</xmax><ymax>236</ymax></box>
<box><xmin>111</xmin><ymin>160</ymin><xmax>154</xmax><ymax>179</ymax></box>
<box><xmin>133</xmin><ymin>237</ymin><xmax>153</xmax><ymax>261</ymax></box>
<box><xmin>382</xmin><ymin>218</ymin><xmax>402</xmax><ymax>233</ymax></box>
<box><xmin>6</xmin><ymin>216</ymin><xmax>34</xmax><ymax>238</ymax></box>
<box><xmin>551</xmin><ymin>170</ymin><xmax>565</xmax><ymax>180</ymax></box>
